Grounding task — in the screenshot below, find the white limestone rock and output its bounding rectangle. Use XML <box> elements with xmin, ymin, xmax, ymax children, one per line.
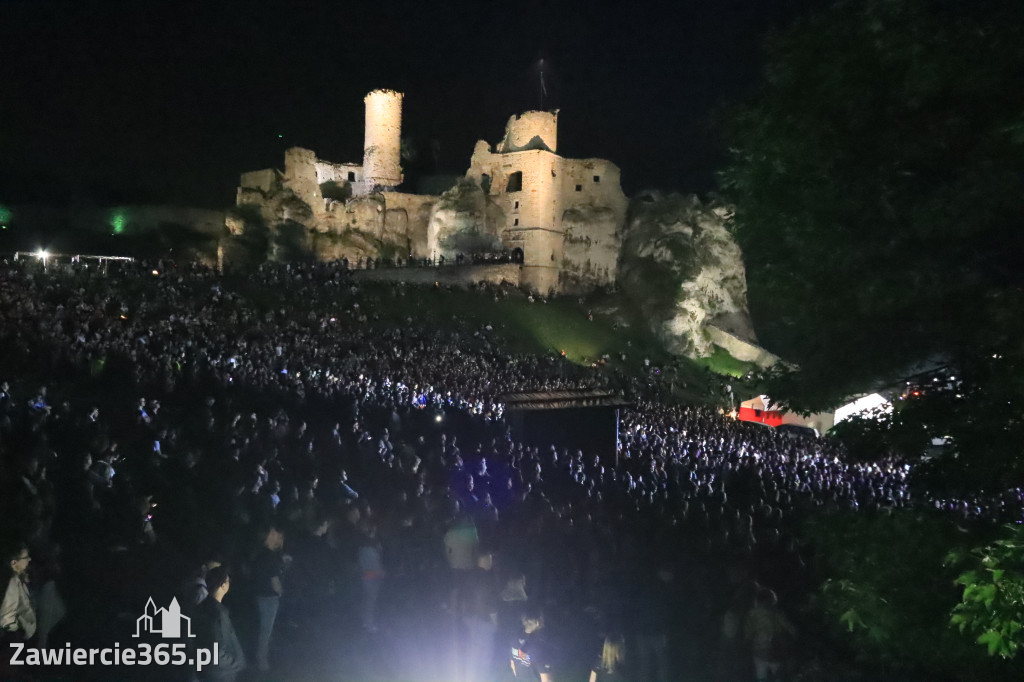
<box><xmin>426</xmin><ymin>179</ymin><xmax>502</xmax><ymax>259</ymax></box>
<box><xmin>618</xmin><ymin>193</ymin><xmax>754</xmax><ymax>357</ymax></box>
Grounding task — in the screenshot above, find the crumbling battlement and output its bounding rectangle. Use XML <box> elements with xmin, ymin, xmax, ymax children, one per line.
<box><xmin>499</xmin><ymin>110</ymin><xmax>558</xmax><ymax>153</ymax></box>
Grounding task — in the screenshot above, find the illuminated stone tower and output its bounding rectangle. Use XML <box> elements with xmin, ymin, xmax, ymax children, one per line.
<box><xmin>499</xmin><ymin>110</ymin><xmax>558</xmax><ymax>153</ymax></box>
<box><xmin>362</xmin><ymin>89</ymin><xmax>404</xmax><ymax>189</ymax></box>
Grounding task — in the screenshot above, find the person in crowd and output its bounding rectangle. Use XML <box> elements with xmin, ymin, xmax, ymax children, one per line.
<box><xmin>197</xmin><ymin>565</ymin><xmax>246</xmax><ymax>682</ymax></box>
<box><xmin>181</xmin><ymin>557</ymin><xmax>222</xmax><ymax>607</ymax></box>
<box><xmin>252</xmin><ymin>524</ymin><xmax>285</xmax><ymax>671</ymax></box>
<box><xmin>631</xmin><ymin>564</ymin><xmax>676</xmax><ymax>682</ymax></box>
<box><xmin>716</xmin><ymin>587</ymin><xmax>753</xmax><ymax>682</ymax></box>
<box><xmin>0</xmin><ymin>257</ymin><xmax>1003</xmax><ymax>682</ymax></box>
<box><xmin>510</xmin><ymin>605</ymin><xmax>554</xmax><ymax>682</ymax></box>
<box><xmin>337</xmin><ymin>469</ymin><xmax>360</xmax><ymax>501</ymax></box>
<box><xmin>459</xmin><ymin>548</ymin><xmax>499</xmax><ymax>682</ymax></box>
<box><xmin>744</xmin><ymin>588</ymin><xmax>796</xmax><ymax>682</ymax></box>
<box><xmin>444</xmin><ymin>512</ymin><xmax>479</xmax><ymax>613</ymax></box>
<box><xmin>356</xmin><ymin>519</ymin><xmax>383</xmax><ymax>633</ymax></box>
<box><xmin>589</xmin><ymin>631</ymin><xmax>630</xmax><ymax>682</ymax></box>
<box><xmin>1</xmin><ymin>543</ymin><xmax>35</xmax><ymax>640</ymax></box>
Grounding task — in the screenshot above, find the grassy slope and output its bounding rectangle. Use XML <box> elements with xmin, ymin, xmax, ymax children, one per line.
<box><xmin>230</xmin><ymin>276</ymin><xmax>737</xmax><ymax>404</ymax></box>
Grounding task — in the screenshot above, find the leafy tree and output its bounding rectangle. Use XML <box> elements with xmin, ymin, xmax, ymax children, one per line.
<box><xmin>949</xmin><ymin>524</ymin><xmax>1024</xmax><ymax>659</ymax></box>
<box><xmin>719</xmin><ymin>0</ymin><xmax>1024</xmax><ymax>487</ymax></box>
<box><xmin>825</xmin><ymin>404</ymin><xmax>925</xmax><ymax>463</ymax></box>
<box><xmin>806</xmin><ymin>510</ymin><xmax>1020</xmax><ymax>679</ymax></box>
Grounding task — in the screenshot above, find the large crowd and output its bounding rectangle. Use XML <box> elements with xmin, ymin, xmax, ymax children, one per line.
<box><xmin>0</xmin><ymin>257</ymin><xmax>1018</xmax><ymax>682</ymax></box>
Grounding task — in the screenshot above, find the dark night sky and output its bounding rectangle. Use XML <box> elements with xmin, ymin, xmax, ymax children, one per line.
<box><xmin>0</xmin><ymin>0</ymin><xmax>821</xmax><ymax>208</ymax></box>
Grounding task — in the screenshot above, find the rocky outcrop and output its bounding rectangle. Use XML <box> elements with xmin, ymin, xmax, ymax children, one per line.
<box><xmin>617</xmin><ymin>193</ymin><xmax>754</xmax><ymax>357</ymax></box>
<box><xmin>228</xmin><ymin>185</ymin><xmax>428</xmax><ymax>263</ymax></box>
<box><xmin>310</xmin><ymin>228</ymin><xmax>382</xmax><ymax>262</ymax></box>
<box><xmin>426</xmin><ymin>179</ymin><xmax>503</xmax><ymax>259</ymax></box>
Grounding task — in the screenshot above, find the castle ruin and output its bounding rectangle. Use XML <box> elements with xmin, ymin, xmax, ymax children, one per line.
<box><xmin>232</xmin><ymin>89</ymin><xmax>627</xmax><ymax>294</ymax></box>
<box><xmin>229</xmin><ymin>89</ymin><xmax>761</xmax><ymax>359</ymax></box>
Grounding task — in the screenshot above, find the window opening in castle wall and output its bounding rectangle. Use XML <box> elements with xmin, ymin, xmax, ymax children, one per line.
<box><xmin>506</xmin><ymin>171</ymin><xmax>523</xmax><ymax>193</ymax></box>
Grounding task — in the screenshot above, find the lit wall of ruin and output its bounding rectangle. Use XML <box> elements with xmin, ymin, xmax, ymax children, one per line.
<box><xmin>560</xmin><ymin>205</ymin><xmax>620</xmax><ymax>289</ymax></box>
<box><xmin>503</xmin><ymin>227</ymin><xmax>563</xmax><ymax>294</ymax></box>
<box><xmin>240</xmin><ymin>169</ymin><xmax>279</xmax><ymax>194</ymax></box>
<box><xmin>283</xmin><ymin>147</ymin><xmax>321</xmax><ymax>210</ymax></box>
<box><xmin>467</xmin><ymin>139</ymin><xmax>627</xmax><ymax>289</ymax></box>
<box><xmin>232</xmin><ymin>94</ymin><xmax>628</xmax><ymax>295</ymax></box>
<box><xmin>558</xmin><ymin>158</ymin><xmax>626</xmax><ymax>212</ymax></box>
<box><xmin>499</xmin><ymin>110</ymin><xmax>558</xmax><ymax>153</ymax></box>
<box><xmin>315</xmin><ymin>161</ymin><xmax>363</xmax><ymax>187</ymax></box>
<box><xmin>467</xmin><ymin>148</ymin><xmax>561</xmax><ymax>232</ymax></box>
<box><xmin>557</xmin><ymin>157</ymin><xmax>627</xmax><ymax>285</ymax></box>
<box><xmin>381</xmin><ymin>191</ymin><xmax>438</xmax><ymax>257</ymax></box>
<box><xmin>362</xmin><ymin>89</ymin><xmax>403</xmax><ymax>188</ymax></box>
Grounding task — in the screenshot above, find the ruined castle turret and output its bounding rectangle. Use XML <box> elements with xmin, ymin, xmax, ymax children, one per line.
<box><xmin>499</xmin><ymin>110</ymin><xmax>558</xmax><ymax>153</ymax></box>
<box><xmin>362</xmin><ymin>89</ymin><xmax>404</xmax><ymax>190</ymax></box>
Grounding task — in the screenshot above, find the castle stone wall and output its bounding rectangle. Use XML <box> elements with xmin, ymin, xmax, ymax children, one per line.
<box><xmin>468</xmin><ymin>148</ymin><xmax>561</xmax><ymax>233</ymax></box>
<box><xmin>560</xmin><ymin>158</ymin><xmax>626</xmax><ymax>211</ymax></box>
<box><xmin>560</xmin><ymin>205</ymin><xmax>620</xmax><ymax>287</ymax></box>
<box><xmin>284</xmin><ymin>147</ymin><xmax>321</xmax><ymax>211</ymax></box>
<box><xmin>240</xmin><ymin>169</ymin><xmax>278</xmax><ymax>194</ymax></box>
<box><xmin>500</xmin><ymin>110</ymin><xmax>558</xmax><ymax>153</ymax></box>
<box><xmin>363</xmin><ymin>89</ymin><xmax>403</xmax><ymax>189</ymax></box>
<box><xmin>426</xmin><ymin>181</ymin><xmax>500</xmax><ymax>260</ymax></box>
<box><xmin>503</xmin><ymin>227</ymin><xmax>563</xmax><ymax>294</ymax></box>
<box><xmin>381</xmin><ymin>191</ymin><xmax>438</xmax><ymax>258</ymax></box>
<box><xmin>557</xmin><ymin>158</ymin><xmax>627</xmax><ymax>286</ymax></box>
<box><xmin>511</xmin><ymin>151</ymin><xmax>560</xmax><ymax>231</ymax></box>
<box><xmin>315</xmin><ymin>161</ymin><xmax>363</xmax><ymax>187</ymax></box>
<box><xmin>520</xmin><ymin>265</ymin><xmax>561</xmax><ymax>295</ymax></box>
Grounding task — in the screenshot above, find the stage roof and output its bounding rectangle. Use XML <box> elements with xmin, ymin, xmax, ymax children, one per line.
<box><xmin>498</xmin><ymin>389</ymin><xmax>633</xmax><ymax>411</ymax></box>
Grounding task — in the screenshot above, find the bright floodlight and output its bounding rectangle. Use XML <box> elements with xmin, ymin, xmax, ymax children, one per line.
<box><xmin>36</xmin><ymin>249</ymin><xmax>49</xmax><ymax>259</ymax></box>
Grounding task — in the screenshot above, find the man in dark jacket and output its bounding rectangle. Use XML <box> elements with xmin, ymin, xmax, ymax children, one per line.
<box><xmin>196</xmin><ymin>566</ymin><xmax>246</xmax><ymax>682</ymax></box>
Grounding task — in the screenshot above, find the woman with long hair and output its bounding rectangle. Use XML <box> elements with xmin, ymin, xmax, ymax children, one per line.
<box><xmin>590</xmin><ymin>631</ymin><xmax>631</xmax><ymax>682</ymax></box>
